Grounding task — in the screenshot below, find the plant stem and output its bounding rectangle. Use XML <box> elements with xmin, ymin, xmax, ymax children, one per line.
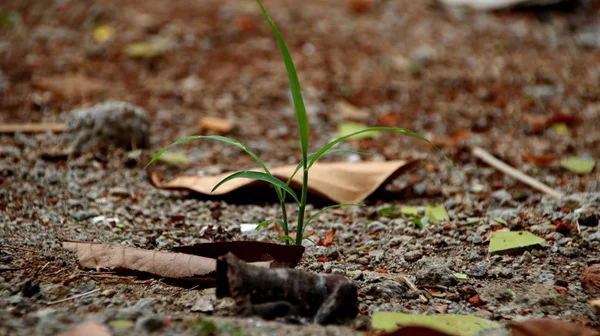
<box><xmin>295</xmin><ymin>167</ymin><xmax>309</xmax><ymax>245</ymax></box>
<box><xmin>279</xmin><ymin>200</ymin><xmax>289</xmax><ymax>244</ymax></box>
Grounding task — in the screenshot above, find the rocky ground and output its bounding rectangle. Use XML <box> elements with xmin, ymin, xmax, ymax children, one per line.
<box><xmin>1</xmin><ymin>0</ymin><xmax>600</xmax><ymax>335</ymax></box>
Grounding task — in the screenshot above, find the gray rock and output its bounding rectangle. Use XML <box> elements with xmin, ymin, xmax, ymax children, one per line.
<box><xmin>489</xmin><ymin>267</ymin><xmax>513</xmax><ymax>279</ymax></box>
<box><xmin>404</xmin><ymin>250</ymin><xmax>423</xmax><ymax>262</ymax></box>
<box><xmin>71</xmin><ymin>209</ymin><xmax>100</xmax><ymax>221</ymax></box>
<box><xmin>367</xmin><ymin>221</ymin><xmax>388</xmax><ymax>232</ymax></box>
<box><xmin>109</xmin><ymin>187</ymin><xmax>131</xmax><ymax>197</ymax></box>
<box><xmin>64</xmin><ymin>101</ymin><xmax>151</xmax><ymax>152</ymax></box>
<box><xmin>558</xmin><ymin>247</ymin><xmax>580</xmax><ymax>258</ymax></box>
<box><xmin>363</xmin><ymin>280</ymin><xmax>407</xmax><ymax>300</ymax></box>
<box><xmin>468</xmin><ymin>262</ymin><xmax>489</xmax><ymax>278</ymax></box>
<box><xmin>415</xmin><ymin>259</ymin><xmax>458</xmax><ymax>287</ymax></box>
<box><xmin>135</xmin><ymin>316</ymin><xmax>164</xmax><ymax>332</ymax></box>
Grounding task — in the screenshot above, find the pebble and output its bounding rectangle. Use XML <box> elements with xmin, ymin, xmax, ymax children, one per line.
<box><xmin>363</xmin><ymin>280</ymin><xmax>407</xmax><ymax>300</ymax></box>
<box><xmin>415</xmin><ymin>259</ymin><xmax>458</xmax><ymax>287</ymax></box>
<box><xmin>64</xmin><ymin>101</ymin><xmax>151</xmax><ymax>152</ymax></box>
<box><xmin>468</xmin><ymin>262</ymin><xmax>489</xmax><ymax>278</ymax></box>
<box><xmin>558</xmin><ymin>247</ymin><xmax>580</xmax><ymax>258</ymax></box>
<box><xmin>72</xmin><ymin>209</ymin><xmax>100</xmax><ymax>221</ymax></box>
<box><xmin>109</xmin><ymin>187</ymin><xmax>131</xmax><ymax>197</ymax></box>
<box><xmin>366</xmin><ymin>221</ymin><xmax>388</xmax><ymax>232</ymax></box>
<box><xmin>403</xmin><ymin>250</ymin><xmax>423</xmax><ymax>262</ymax></box>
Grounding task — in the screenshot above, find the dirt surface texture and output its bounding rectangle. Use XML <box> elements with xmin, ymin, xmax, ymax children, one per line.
<box><xmin>1</xmin><ymin>0</ymin><xmax>600</xmax><ymax>335</ymax></box>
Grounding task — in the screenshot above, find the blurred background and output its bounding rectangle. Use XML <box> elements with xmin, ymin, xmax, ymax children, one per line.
<box><xmin>1</xmin><ymin>0</ymin><xmax>599</xmax><ymax>191</ymax></box>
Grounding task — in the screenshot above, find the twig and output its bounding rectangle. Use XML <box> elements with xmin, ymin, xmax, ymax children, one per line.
<box><xmin>471</xmin><ymin>146</ymin><xmax>564</xmax><ymax>200</ymax></box>
<box><xmin>46</xmin><ymin>288</ymin><xmax>100</xmax><ymax>305</ymax></box>
<box><xmin>0</xmin><ymin>122</ymin><xmax>65</xmax><ymax>133</ymax></box>
<box><xmin>401</xmin><ymin>275</ymin><xmax>428</xmax><ymax>303</ymax></box>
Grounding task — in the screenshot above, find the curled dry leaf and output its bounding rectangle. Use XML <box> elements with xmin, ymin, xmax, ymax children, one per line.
<box><xmin>63</xmin><ymin>240</ymin><xmax>301</xmax><ymax>283</ymax></box>
<box><xmin>150</xmin><ymin>160</ymin><xmax>416</xmax><ymax>204</ymax></box>
<box><xmin>509</xmin><ymin>318</ymin><xmax>600</xmax><ymax>336</ymax></box>
<box><xmin>324</xmin><ymin>228</ymin><xmax>336</xmax><ymax>247</ymax></box>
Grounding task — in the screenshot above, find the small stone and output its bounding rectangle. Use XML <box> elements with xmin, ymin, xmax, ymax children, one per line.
<box><xmin>491</xmin><ymin>189</ymin><xmax>513</xmax><ymax>204</ymax></box>
<box><xmin>64</xmin><ymin>101</ymin><xmax>151</xmax><ymax>152</ymax></box>
<box><xmin>346</xmin><ymin>270</ymin><xmax>364</xmax><ymax>281</ymax></box>
<box><xmin>415</xmin><ymin>259</ymin><xmax>458</xmax><ymax>287</ymax></box>
<box><xmin>558</xmin><ymin>247</ymin><xmax>580</xmax><ymax>258</ymax></box>
<box><xmin>404</xmin><ymin>250</ymin><xmax>423</xmax><ymax>262</ymax></box>
<box><xmin>109</xmin><ymin>187</ymin><xmax>131</xmax><ymax>197</ymax></box>
<box><xmin>363</xmin><ymin>280</ymin><xmax>407</xmax><ymax>300</ymax></box>
<box><xmin>101</xmin><ymin>289</ymin><xmax>117</xmax><ymax>298</ymax></box>
<box><xmin>72</xmin><ymin>209</ymin><xmax>100</xmax><ymax>221</ymax></box>
<box><xmin>367</xmin><ymin>221</ymin><xmax>388</xmax><ymax>232</ymax></box>
<box><xmin>489</xmin><ymin>267</ymin><xmax>513</xmax><ymax>279</ymax></box>
<box><xmin>134</xmin><ymin>316</ymin><xmax>164</xmax><ymax>333</ymax></box>
<box><xmin>409</xmin><ymin>45</ymin><xmax>436</xmax><ymax>66</ymax></box>
<box><xmin>468</xmin><ymin>262</ymin><xmax>489</xmax><ymax>278</ymax></box>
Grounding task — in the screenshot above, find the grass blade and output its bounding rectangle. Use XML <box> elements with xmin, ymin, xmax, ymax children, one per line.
<box><xmin>286</xmin><ymin>149</ymin><xmax>370</xmax><ymax>185</ymax></box>
<box><xmin>212</xmin><ymin>171</ymin><xmax>300</xmax><ymax>204</ymax></box>
<box><xmin>257</xmin><ymin>0</ymin><xmax>309</xmax><ymax>157</ymax></box>
<box><xmin>310</xmin><ymin>127</ymin><xmax>457</xmax><ymax>174</ymax></box>
<box><xmin>146</xmin><ymin>135</ymin><xmax>271</xmax><ymax>174</ymax></box>
<box><xmin>306</xmin><ymin>203</ymin><xmax>365</xmax><ymax>227</ymax></box>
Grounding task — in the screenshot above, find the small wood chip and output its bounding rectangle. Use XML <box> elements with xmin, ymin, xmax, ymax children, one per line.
<box><xmin>198</xmin><ymin>116</ymin><xmax>234</xmax><ymax>134</ymax></box>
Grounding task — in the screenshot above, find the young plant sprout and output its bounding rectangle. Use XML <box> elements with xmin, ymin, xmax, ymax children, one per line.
<box><xmin>147</xmin><ymin>0</ymin><xmax>450</xmax><ymax>245</ymax></box>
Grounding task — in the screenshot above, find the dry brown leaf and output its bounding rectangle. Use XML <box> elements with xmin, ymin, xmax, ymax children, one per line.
<box><xmin>273</xmin><ymin>222</ymin><xmax>284</xmax><ymax>236</ymax></box>
<box><xmin>57</xmin><ymin>321</ymin><xmax>112</xmax><ymax>336</ymax></box>
<box><xmin>582</xmin><ymin>264</ymin><xmax>600</xmax><ymax>296</ymax></box>
<box><xmin>34</xmin><ymin>74</ymin><xmax>107</xmax><ymax>101</ymax></box>
<box><xmin>198</xmin><ymin>116</ymin><xmax>234</xmax><ymax>134</ymax></box>
<box><xmin>323</xmin><ymin>228</ymin><xmax>336</xmax><ymax>247</ymax></box>
<box><xmin>151</xmin><ymin>160</ymin><xmax>416</xmax><ymax>204</ymax></box>
<box><xmin>0</xmin><ymin>122</ymin><xmax>65</xmax><ymax>134</ymax></box>
<box><xmin>509</xmin><ymin>318</ymin><xmax>600</xmax><ymax>336</ymax></box>
<box><xmin>63</xmin><ymin>241</ymin><xmax>218</xmax><ymax>279</ymax></box>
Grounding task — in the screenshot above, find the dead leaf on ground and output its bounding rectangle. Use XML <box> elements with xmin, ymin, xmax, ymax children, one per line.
<box><xmin>582</xmin><ymin>264</ymin><xmax>600</xmax><ymax>296</ymax></box>
<box><xmin>57</xmin><ymin>321</ymin><xmax>112</xmax><ymax>336</ymax></box>
<box><xmin>0</xmin><ymin>122</ymin><xmax>65</xmax><ymax>134</ymax></box>
<box><xmin>172</xmin><ymin>241</ymin><xmax>305</xmax><ymax>268</ymax></box>
<box><xmin>150</xmin><ymin>160</ymin><xmax>417</xmax><ymax>204</ymax></box>
<box><xmin>33</xmin><ymin>74</ymin><xmax>107</xmax><ymax>101</ymax></box>
<box><xmin>322</xmin><ymin>228</ymin><xmax>336</xmax><ymax>247</ymax></box>
<box><xmin>198</xmin><ymin>116</ymin><xmax>234</xmax><ymax>134</ymax></box>
<box><xmin>509</xmin><ymin>318</ymin><xmax>600</xmax><ymax>336</ymax></box>
<box><xmin>522</xmin><ymin>154</ymin><xmax>556</xmax><ymax>167</ymax></box>
<box><xmin>63</xmin><ymin>240</ymin><xmax>302</xmax><ymax>283</ymax></box>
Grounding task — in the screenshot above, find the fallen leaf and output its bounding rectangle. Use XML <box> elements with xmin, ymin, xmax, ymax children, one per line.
<box><xmin>198</xmin><ymin>116</ymin><xmax>234</xmax><ymax>134</ymax></box>
<box><xmin>454</xmin><ymin>273</ymin><xmax>469</xmax><ymax>280</ymax></box>
<box><xmin>124</xmin><ymin>42</ymin><xmax>162</xmax><ymax>58</ymax></box>
<box><xmin>108</xmin><ymin>320</ymin><xmax>133</xmax><ymax>330</ymax></box>
<box><xmin>63</xmin><ymin>240</ymin><xmax>302</xmax><ymax>283</ymax></box>
<box><xmin>0</xmin><ymin>122</ymin><xmax>65</xmax><ymax>134</ymax></box>
<box><xmin>57</xmin><ymin>321</ymin><xmax>112</xmax><ymax>336</ymax></box>
<box><xmin>509</xmin><ymin>318</ymin><xmax>600</xmax><ymax>336</ymax></box>
<box><xmin>323</xmin><ymin>228</ymin><xmax>336</xmax><ymax>247</ymax></box>
<box><xmin>171</xmin><ymin>241</ymin><xmax>305</xmax><ymax>268</ymax></box>
<box><xmin>560</xmin><ymin>157</ymin><xmax>595</xmax><ymax>174</ymax></box>
<box><xmin>191</xmin><ymin>296</ymin><xmax>214</xmax><ymax>313</ymax></box>
<box><xmin>468</xmin><ymin>295</ymin><xmax>485</xmax><ymax>307</ymax></box>
<box><xmin>424</xmin><ymin>205</ymin><xmax>449</xmax><ymax>222</ymax></box>
<box><xmin>336</xmin><ymin>121</ymin><xmax>380</xmax><ymax>140</ymax></box>
<box><xmin>522</xmin><ymin>154</ymin><xmax>556</xmax><ymax>167</ymax></box>
<box><xmin>400</xmin><ymin>206</ymin><xmax>420</xmax><ymax>217</ymax></box>
<box><xmin>274</xmin><ymin>221</ymin><xmax>284</xmax><ymax>236</ymax></box>
<box><xmin>155</xmin><ymin>152</ymin><xmax>190</xmax><ymax>168</ymax></box>
<box><xmin>150</xmin><ymin>160</ymin><xmax>417</xmax><ymax>204</ymax></box>
<box><xmin>372</xmin><ymin>312</ymin><xmax>500</xmax><ymax>335</ymax></box>
<box><xmin>488</xmin><ymin>231</ymin><xmax>545</xmax><ymax>255</ymax></box>
<box><xmin>582</xmin><ymin>264</ymin><xmax>600</xmax><ymax>296</ymax></box>
<box><xmin>335</xmin><ymin>101</ymin><xmax>369</xmax><ymax>121</ymax></box>
<box><xmin>93</xmin><ymin>25</ymin><xmax>115</xmax><ymax>43</ymax></box>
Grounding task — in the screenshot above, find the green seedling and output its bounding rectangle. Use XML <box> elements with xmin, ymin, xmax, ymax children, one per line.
<box><xmin>147</xmin><ymin>0</ymin><xmax>452</xmax><ymax>245</ymax></box>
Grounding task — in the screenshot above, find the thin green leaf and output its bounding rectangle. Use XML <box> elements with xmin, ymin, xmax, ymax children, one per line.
<box><xmin>278</xmin><ymin>235</ymin><xmax>295</xmax><ymax>244</ymax></box>
<box><xmin>146</xmin><ymin>135</ymin><xmax>269</xmax><ymax>173</ymax></box>
<box><xmin>309</xmin><ymin>127</ymin><xmax>458</xmax><ymax>175</ymax></box>
<box><xmin>257</xmin><ymin>0</ymin><xmax>309</xmax><ymax>160</ymax></box>
<box><xmin>212</xmin><ymin>171</ymin><xmax>300</xmax><ymax>204</ymax></box>
<box><xmin>286</xmin><ymin>149</ymin><xmax>370</xmax><ymax>185</ymax></box>
<box><xmin>255</xmin><ymin>218</ymin><xmax>285</xmax><ymax>231</ymax></box>
<box><xmin>306</xmin><ymin>203</ymin><xmax>365</xmax><ymax>227</ymax></box>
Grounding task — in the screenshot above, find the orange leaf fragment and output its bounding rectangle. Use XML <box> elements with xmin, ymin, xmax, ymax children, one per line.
<box><xmin>510</xmin><ymin>318</ymin><xmax>600</xmax><ymax>336</ymax></box>
<box><xmin>323</xmin><ymin>228</ymin><xmax>336</xmax><ymax>247</ymax></box>
<box><xmin>198</xmin><ymin>116</ymin><xmax>234</xmax><ymax>134</ymax></box>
